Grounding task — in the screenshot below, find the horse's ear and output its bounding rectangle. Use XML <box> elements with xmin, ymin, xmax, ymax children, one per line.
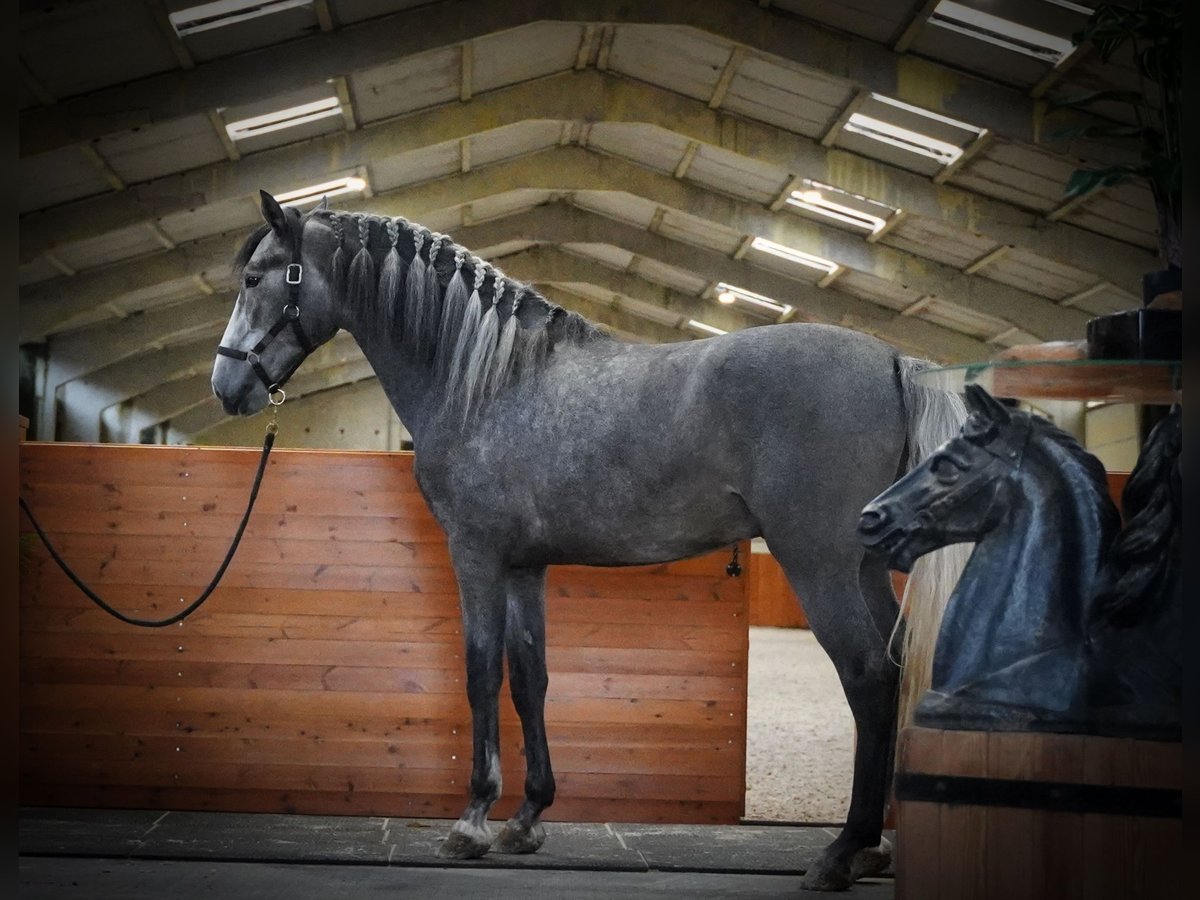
<box><xmin>316</xmin><ymin>195</ymin><xmax>330</xmax><ymax>210</ymax></box>
<box><xmin>259</xmin><ymin>190</ymin><xmax>289</xmax><ymax>236</ymax></box>
<box><xmin>964</xmin><ymin>384</ymin><xmax>1010</xmax><ymax>424</ymax></box>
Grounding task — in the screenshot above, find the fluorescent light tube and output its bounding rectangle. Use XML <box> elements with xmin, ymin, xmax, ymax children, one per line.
<box><xmin>225</xmin><ymin>96</ymin><xmax>341</xmax><ymax>141</ymax></box>
<box><xmin>750</xmin><ymin>237</ymin><xmax>839</xmax><ymax>274</ymax></box>
<box><xmin>844</xmin><ymin>113</ymin><xmax>966</xmax><ymax>164</ymax></box>
<box><xmin>715</xmin><ymin>283</ymin><xmax>792</xmax><ymax>316</ymax></box>
<box><xmin>170</xmin><ymin>0</ymin><xmax>313</xmax><ymax>37</ymax></box>
<box><xmin>929</xmin><ymin>1</ymin><xmax>1075</xmax><ymax>64</ymax></box>
<box><xmin>687</xmin><ymin>320</ymin><xmax>727</xmax><ymax>336</ymax></box>
<box><xmin>276</xmin><ymin>176</ymin><xmax>367</xmax><ymax>207</ymax></box>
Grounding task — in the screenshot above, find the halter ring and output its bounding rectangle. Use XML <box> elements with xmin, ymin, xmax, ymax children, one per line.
<box><xmin>268</xmin><ymin>386</ymin><xmax>286</xmax><ymax>406</ymax></box>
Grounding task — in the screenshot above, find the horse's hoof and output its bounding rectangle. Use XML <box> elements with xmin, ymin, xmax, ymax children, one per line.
<box><xmin>799</xmin><ymin>859</ymin><xmax>853</xmax><ymax>892</ymax></box>
<box><xmin>436</xmin><ymin>825</ymin><xmax>492</xmax><ymax>860</ymax></box>
<box><xmin>492</xmin><ymin>819</ymin><xmax>546</xmax><ymax>854</ymax></box>
<box><xmin>849</xmin><ymin>837</ymin><xmax>892</xmax><ymax>880</ymax></box>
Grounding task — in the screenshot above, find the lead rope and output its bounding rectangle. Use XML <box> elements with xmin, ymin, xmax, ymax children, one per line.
<box><xmin>726</xmin><ymin>544</ymin><xmax>742</xmax><ymax>577</ymax></box>
<box><xmin>18</xmin><ymin>406</ymin><xmax>283</xmax><ymax>628</ymax></box>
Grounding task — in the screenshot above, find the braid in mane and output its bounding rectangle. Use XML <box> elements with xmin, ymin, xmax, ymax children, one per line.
<box><xmin>445</xmin><ymin>262</ymin><xmax>487</xmax><ymax>400</ymax></box>
<box><xmin>461</xmin><ymin>274</ymin><xmax>504</xmax><ymax>412</ymax></box>
<box><xmin>402</xmin><ymin>230</ymin><xmax>429</xmax><ymax>359</ymax></box>
<box><xmin>485</xmin><ymin>285</ymin><xmax>523</xmax><ymax>398</ymax></box>
<box><xmin>436</xmin><ymin>249</ymin><xmax>470</xmax><ymax>380</ymax></box>
<box><xmin>378</xmin><ymin>217</ymin><xmax>405</xmax><ymax>335</ymax></box>
<box><xmin>347</xmin><ymin>216</ymin><xmax>376</xmax><ymax>320</ymax></box>
<box><xmin>329</xmin><ymin>214</ymin><xmax>347</xmax><ymax>300</ymax></box>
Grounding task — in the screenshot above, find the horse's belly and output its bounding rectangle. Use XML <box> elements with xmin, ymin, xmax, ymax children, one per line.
<box><xmin>528</xmin><ymin>483</ymin><xmax>756</xmax><ymax>567</ymax></box>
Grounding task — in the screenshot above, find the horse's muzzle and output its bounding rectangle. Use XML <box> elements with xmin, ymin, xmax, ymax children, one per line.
<box><xmin>858</xmin><ymin>504</ymin><xmax>917</xmax><ymax>571</ymax></box>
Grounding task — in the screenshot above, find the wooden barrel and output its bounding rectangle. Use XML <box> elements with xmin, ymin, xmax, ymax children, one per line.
<box><xmin>894</xmin><ymin>726</ymin><xmax>1182</xmax><ymax>900</ymax></box>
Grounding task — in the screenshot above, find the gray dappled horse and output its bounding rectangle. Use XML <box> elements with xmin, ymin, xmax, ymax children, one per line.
<box><xmin>211</xmin><ymin>192</ymin><xmax>966</xmax><ymax>891</ymax></box>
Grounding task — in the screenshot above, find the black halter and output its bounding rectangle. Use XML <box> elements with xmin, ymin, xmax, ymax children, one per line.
<box><xmin>217</xmin><ymin>222</ymin><xmax>316</xmax><ymax>394</ymax></box>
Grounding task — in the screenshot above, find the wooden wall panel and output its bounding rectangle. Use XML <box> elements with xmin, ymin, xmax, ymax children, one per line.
<box><xmin>19</xmin><ymin>442</ymin><xmax>748</xmax><ymax>824</ymax></box>
<box><xmin>746</xmin><ymin>551</ymin><xmax>808</xmax><ymax>628</ymax></box>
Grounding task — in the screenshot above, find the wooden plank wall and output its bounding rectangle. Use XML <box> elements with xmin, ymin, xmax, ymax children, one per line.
<box><xmin>19</xmin><ymin>442</ymin><xmax>748</xmax><ymax>824</ymax></box>
<box><xmin>746</xmin><ymin>552</ymin><xmax>808</xmax><ymax>628</ymax></box>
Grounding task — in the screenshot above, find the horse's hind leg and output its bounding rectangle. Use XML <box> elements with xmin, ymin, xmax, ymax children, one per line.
<box><xmin>769</xmin><ymin>541</ymin><xmax>901</xmax><ymax>892</ymax></box>
<box><xmin>493</xmin><ymin>566</ymin><xmax>555</xmax><ymax>854</ymax></box>
<box><xmin>437</xmin><ymin>546</ymin><xmax>507</xmax><ymax>860</ymax></box>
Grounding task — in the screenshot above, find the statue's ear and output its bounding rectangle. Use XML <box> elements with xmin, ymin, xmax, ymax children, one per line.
<box><xmin>259</xmin><ymin>190</ymin><xmax>289</xmax><ymax>236</ymax></box>
<box><xmin>964</xmin><ymin>384</ymin><xmax>1010</xmax><ymax>425</ymax></box>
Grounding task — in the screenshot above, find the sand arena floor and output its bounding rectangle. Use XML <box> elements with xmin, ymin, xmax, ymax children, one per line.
<box><xmin>745</xmin><ymin>626</ymin><xmax>856</xmax><ymax>824</ymax></box>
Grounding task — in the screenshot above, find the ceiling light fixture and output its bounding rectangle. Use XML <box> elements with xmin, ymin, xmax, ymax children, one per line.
<box><xmin>169</xmin><ymin>0</ymin><xmax>313</xmax><ymax>37</ymax></box>
<box><xmin>714</xmin><ymin>283</ymin><xmax>792</xmax><ymax>316</ymax></box>
<box><xmin>687</xmin><ymin>320</ymin><xmax>727</xmax><ymax>336</ymax></box>
<box><xmin>843</xmin><ymin>113</ymin><xmax>966</xmax><ymax>164</ymax></box>
<box><xmin>276</xmin><ymin>176</ymin><xmax>368</xmax><ymax>207</ymax></box>
<box><xmin>786</xmin><ymin>180</ymin><xmax>894</xmax><ymax>233</ymax></box>
<box><xmin>750</xmin><ymin>237</ymin><xmax>839</xmax><ymax>274</ymax></box>
<box><xmin>224</xmin><ymin>96</ymin><xmax>342</xmax><ymax>141</ymax></box>
<box><xmin>928</xmin><ymin>1</ymin><xmax>1075</xmax><ymax>64</ymax></box>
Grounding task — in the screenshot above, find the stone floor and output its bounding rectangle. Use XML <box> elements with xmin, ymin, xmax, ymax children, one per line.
<box><xmin>18</xmin><ymin>808</ymin><xmax>895</xmax><ymax>899</ymax></box>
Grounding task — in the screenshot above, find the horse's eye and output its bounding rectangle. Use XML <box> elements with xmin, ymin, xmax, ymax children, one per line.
<box><xmin>931</xmin><ymin>456</ymin><xmax>962</xmax><ymax>484</ymax></box>
<box><xmin>244</xmin><ymin>274</ymin><xmax>261</xmax><ymax>288</ymax></box>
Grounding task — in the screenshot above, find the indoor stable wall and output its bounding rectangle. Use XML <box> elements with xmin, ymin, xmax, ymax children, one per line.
<box><xmin>19</xmin><ymin>440</ymin><xmax>748</xmax><ymax>824</ymax></box>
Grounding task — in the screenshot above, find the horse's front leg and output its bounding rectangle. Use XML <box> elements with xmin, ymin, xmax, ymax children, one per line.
<box><xmin>437</xmin><ymin>546</ymin><xmax>507</xmax><ymax>860</ymax></box>
<box><xmin>493</xmin><ymin>566</ymin><xmax>554</xmax><ymax>853</ymax></box>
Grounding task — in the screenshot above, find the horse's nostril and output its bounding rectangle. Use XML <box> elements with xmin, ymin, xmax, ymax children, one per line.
<box><xmin>859</xmin><ymin>507</ymin><xmax>889</xmax><ymax>534</ymax></box>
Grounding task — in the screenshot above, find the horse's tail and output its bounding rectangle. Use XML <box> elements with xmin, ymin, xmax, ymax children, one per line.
<box><xmin>892</xmin><ymin>356</ymin><xmax>971</xmax><ymax>728</ymax></box>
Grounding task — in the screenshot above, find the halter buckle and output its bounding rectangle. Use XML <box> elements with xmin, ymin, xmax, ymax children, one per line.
<box><xmin>285</xmin><ymin>263</ymin><xmax>303</xmax><ymax>285</ymax></box>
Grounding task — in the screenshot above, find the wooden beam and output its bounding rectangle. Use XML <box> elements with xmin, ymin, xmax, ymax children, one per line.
<box><xmin>206</xmin><ymin>109</ymin><xmax>241</xmax><ymax>161</ymax></box>
<box><xmin>768</xmin><ymin>175</ymin><xmax>803</xmax><ymax>212</ymax></box>
<box><xmin>820</xmin><ymin>90</ymin><xmax>869</xmax><ymax>148</ymax></box>
<box><xmin>460</xmin><ymin>41</ymin><xmax>474</xmax><ymax>102</ymax></box>
<box><xmin>333</xmin><ymin>75</ymin><xmax>357</xmax><ymax>132</ymax></box>
<box><xmin>962</xmin><ymin>244</ymin><xmax>1013</xmax><ymax>275</ymax></box>
<box><xmin>18</xmin><ymin>58</ymin><xmax>56</xmax><ymax>106</ymax></box>
<box><xmin>892</xmin><ymin>0</ymin><xmax>941</xmax><ymax>53</ymax></box>
<box><xmin>78</xmin><ymin>143</ymin><xmax>125</xmax><ymax>191</ymax></box>
<box><xmin>314</xmin><ymin>0</ymin><xmax>335</xmax><ymax>32</ymax></box>
<box><xmin>709</xmin><ymin>46</ymin><xmax>745</xmax><ymax>109</ymax></box>
<box><xmin>673</xmin><ymin>141</ymin><xmax>701</xmax><ymax>179</ymax></box>
<box><xmin>146</xmin><ymin>0</ymin><xmax>195</xmax><ymax>69</ymax></box>
<box><xmin>933</xmin><ymin>129</ymin><xmax>992</xmax><ymax>184</ymax></box>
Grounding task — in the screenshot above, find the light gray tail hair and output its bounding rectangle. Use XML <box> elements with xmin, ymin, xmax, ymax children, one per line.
<box><xmin>893</xmin><ymin>356</ymin><xmax>971</xmax><ymax>728</ymax></box>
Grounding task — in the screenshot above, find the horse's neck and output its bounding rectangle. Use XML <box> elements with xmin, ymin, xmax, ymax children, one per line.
<box><xmin>349</xmin><ymin>325</ymin><xmax>440</xmax><ymax>444</ymax></box>
<box><xmin>336</xmin><ymin>220</ymin><xmax>559</xmax><ymax>447</ymax></box>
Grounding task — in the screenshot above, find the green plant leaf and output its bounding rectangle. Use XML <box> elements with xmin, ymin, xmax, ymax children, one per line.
<box><xmin>1063</xmin><ymin>165</ymin><xmax>1148</xmax><ymax>197</ymax></box>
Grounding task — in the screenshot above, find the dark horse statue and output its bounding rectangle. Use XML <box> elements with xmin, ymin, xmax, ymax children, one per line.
<box><xmin>211</xmin><ymin>192</ymin><xmax>969</xmax><ymax>890</ymax></box>
<box><xmin>860</xmin><ymin>386</ymin><xmax>1181</xmax><ymax>739</ymax></box>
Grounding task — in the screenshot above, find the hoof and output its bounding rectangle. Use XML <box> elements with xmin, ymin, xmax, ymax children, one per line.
<box><xmin>800</xmin><ymin>859</ymin><xmax>853</xmax><ymax>892</ymax></box>
<box><xmin>436</xmin><ymin>825</ymin><xmax>492</xmax><ymax>860</ymax></box>
<box><xmin>492</xmin><ymin>819</ymin><xmax>546</xmax><ymax>854</ymax></box>
<box><xmin>850</xmin><ymin>837</ymin><xmax>892</xmax><ymax>880</ymax></box>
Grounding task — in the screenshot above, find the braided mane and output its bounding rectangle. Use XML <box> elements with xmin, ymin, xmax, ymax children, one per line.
<box><xmin>236</xmin><ymin>206</ymin><xmax>612</xmax><ymax>422</ymax></box>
